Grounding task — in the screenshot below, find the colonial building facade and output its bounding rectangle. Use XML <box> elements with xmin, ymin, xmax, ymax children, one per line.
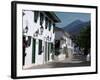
<box><xmin>54</xmin><ymin>27</ymin><xmax>74</xmax><ymax>60</ymax></box>
<box><xmin>23</xmin><ymin>10</ymin><xmax>60</xmax><ymax>68</ymax></box>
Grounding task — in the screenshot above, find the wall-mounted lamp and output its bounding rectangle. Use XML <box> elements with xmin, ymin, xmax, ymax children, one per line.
<box><xmin>23</xmin><ymin>26</ymin><xmax>28</xmax><ymax>33</ymax></box>
<box><xmin>40</xmin><ymin>26</ymin><xmax>44</xmax><ymax>35</ymax></box>
<box><xmin>22</xmin><ymin>12</ymin><xmax>25</xmax><ymax>16</ymax></box>
<box><xmin>23</xmin><ymin>20</ymin><xmax>29</xmax><ymax>33</ymax></box>
<box><xmin>33</xmin><ymin>29</ymin><xmax>39</xmax><ymax>37</ymax></box>
<box><xmin>50</xmin><ymin>37</ymin><xmax>51</xmax><ymax>41</ymax></box>
<box><xmin>23</xmin><ymin>35</ymin><xmax>31</xmax><ymax>48</ymax></box>
<box><xmin>47</xmin><ymin>36</ymin><xmax>49</xmax><ymax>41</ymax></box>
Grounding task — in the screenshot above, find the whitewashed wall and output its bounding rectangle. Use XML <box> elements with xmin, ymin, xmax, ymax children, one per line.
<box><xmin>23</xmin><ymin>10</ymin><xmax>55</xmax><ymax>68</ymax></box>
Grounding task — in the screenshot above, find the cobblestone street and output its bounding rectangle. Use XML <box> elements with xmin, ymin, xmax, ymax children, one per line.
<box><xmin>26</xmin><ymin>54</ymin><xmax>90</xmax><ymax>70</ymax></box>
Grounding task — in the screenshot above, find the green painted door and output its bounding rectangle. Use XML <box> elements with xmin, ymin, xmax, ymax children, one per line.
<box><xmin>32</xmin><ymin>38</ymin><xmax>36</xmax><ymax>63</ymax></box>
<box><xmin>48</xmin><ymin>43</ymin><xmax>51</xmax><ymax>60</ymax></box>
<box><xmin>45</xmin><ymin>42</ymin><xmax>48</xmax><ymax>62</ymax></box>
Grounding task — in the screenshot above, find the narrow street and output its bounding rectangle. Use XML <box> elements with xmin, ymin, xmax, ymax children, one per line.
<box><xmin>26</xmin><ymin>54</ymin><xmax>90</xmax><ymax>70</ymax></box>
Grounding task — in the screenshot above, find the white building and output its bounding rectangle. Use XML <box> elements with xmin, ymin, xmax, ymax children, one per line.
<box><xmin>54</xmin><ymin>27</ymin><xmax>74</xmax><ymax>60</ymax></box>
<box><xmin>64</xmin><ymin>32</ymin><xmax>74</xmax><ymax>60</ymax></box>
<box><xmin>23</xmin><ymin>10</ymin><xmax>60</xmax><ymax>68</ymax></box>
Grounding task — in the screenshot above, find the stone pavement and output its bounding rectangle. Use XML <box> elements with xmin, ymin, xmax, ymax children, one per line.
<box><xmin>26</xmin><ymin>54</ymin><xmax>90</xmax><ymax>70</ymax></box>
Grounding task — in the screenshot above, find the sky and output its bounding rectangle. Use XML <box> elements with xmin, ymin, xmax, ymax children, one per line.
<box><xmin>55</xmin><ymin>12</ymin><xmax>91</xmax><ymax>28</ymax></box>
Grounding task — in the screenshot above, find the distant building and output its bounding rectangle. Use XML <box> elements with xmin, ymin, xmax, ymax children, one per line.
<box><xmin>54</xmin><ymin>27</ymin><xmax>74</xmax><ymax>60</ymax></box>
<box><xmin>23</xmin><ymin>10</ymin><xmax>60</xmax><ymax>68</ymax></box>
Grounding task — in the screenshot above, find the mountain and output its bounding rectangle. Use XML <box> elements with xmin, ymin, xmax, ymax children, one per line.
<box><xmin>62</xmin><ymin>20</ymin><xmax>90</xmax><ymax>37</ymax></box>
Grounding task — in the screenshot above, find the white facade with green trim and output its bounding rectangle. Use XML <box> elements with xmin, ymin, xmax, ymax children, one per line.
<box><xmin>22</xmin><ymin>10</ymin><xmax>60</xmax><ymax>69</ymax></box>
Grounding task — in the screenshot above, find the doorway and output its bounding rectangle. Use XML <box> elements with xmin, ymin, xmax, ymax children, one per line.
<box><xmin>44</xmin><ymin>42</ymin><xmax>48</xmax><ymax>63</ymax></box>
<box><xmin>32</xmin><ymin>38</ymin><xmax>36</xmax><ymax>63</ymax></box>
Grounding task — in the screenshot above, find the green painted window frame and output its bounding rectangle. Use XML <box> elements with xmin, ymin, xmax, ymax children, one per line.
<box><xmin>38</xmin><ymin>40</ymin><xmax>42</xmax><ymax>55</ymax></box>
<box><xmin>53</xmin><ymin>23</ymin><xmax>55</xmax><ymax>33</ymax></box>
<box><xmin>49</xmin><ymin>20</ymin><xmax>51</xmax><ymax>31</ymax></box>
<box><xmin>34</xmin><ymin>11</ymin><xmax>39</xmax><ymax>23</ymax></box>
<box><xmin>45</xmin><ymin>17</ymin><xmax>48</xmax><ymax>29</ymax></box>
<box><xmin>40</xmin><ymin>13</ymin><xmax>44</xmax><ymax>25</ymax></box>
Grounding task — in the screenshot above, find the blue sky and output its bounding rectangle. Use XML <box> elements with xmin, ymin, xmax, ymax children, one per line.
<box><xmin>55</xmin><ymin>12</ymin><xmax>91</xmax><ymax>28</ymax></box>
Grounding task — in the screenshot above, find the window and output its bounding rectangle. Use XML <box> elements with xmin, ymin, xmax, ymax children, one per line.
<box><xmin>51</xmin><ymin>43</ymin><xmax>53</xmax><ymax>52</ymax></box>
<box><xmin>38</xmin><ymin>40</ymin><xmax>42</xmax><ymax>55</ymax></box>
<box><xmin>55</xmin><ymin>40</ymin><xmax>60</xmax><ymax>49</ymax></box>
<box><xmin>49</xmin><ymin>20</ymin><xmax>51</xmax><ymax>31</ymax></box>
<box><xmin>45</xmin><ymin>17</ymin><xmax>48</xmax><ymax>29</ymax></box>
<box><xmin>34</xmin><ymin>11</ymin><xmax>39</xmax><ymax>23</ymax></box>
<box><xmin>51</xmin><ymin>43</ymin><xmax>53</xmax><ymax>49</ymax></box>
<box><xmin>40</xmin><ymin>13</ymin><xmax>44</xmax><ymax>25</ymax></box>
<box><xmin>53</xmin><ymin>23</ymin><xmax>55</xmax><ymax>33</ymax></box>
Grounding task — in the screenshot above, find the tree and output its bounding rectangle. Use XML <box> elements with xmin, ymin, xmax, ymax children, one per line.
<box><xmin>76</xmin><ymin>25</ymin><xmax>90</xmax><ymax>55</ymax></box>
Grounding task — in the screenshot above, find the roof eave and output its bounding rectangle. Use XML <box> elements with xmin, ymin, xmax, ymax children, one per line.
<box><xmin>44</xmin><ymin>12</ymin><xmax>61</xmax><ymax>23</ymax></box>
